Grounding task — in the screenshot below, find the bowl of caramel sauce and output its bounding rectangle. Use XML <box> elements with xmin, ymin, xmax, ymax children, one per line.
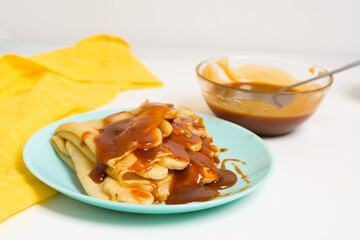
<box><xmin>196</xmin><ymin>56</ymin><xmax>333</xmax><ymax>136</ymax></box>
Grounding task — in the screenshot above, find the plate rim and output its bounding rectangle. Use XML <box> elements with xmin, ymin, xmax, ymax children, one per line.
<box><xmin>23</xmin><ymin>108</ymin><xmax>275</xmax><ymax>214</ymax></box>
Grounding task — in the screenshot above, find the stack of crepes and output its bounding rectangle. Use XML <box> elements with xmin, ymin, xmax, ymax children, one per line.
<box><xmin>0</xmin><ymin>35</ymin><xmax>162</xmax><ymax>221</ymax></box>
<box><xmin>50</xmin><ymin>101</ymin><xmax>237</xmax><ymax>204</ymax></box>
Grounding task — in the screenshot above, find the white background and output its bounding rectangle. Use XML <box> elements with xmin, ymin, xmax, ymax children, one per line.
<box><xmin>0</xmin><ymin>1</ymin><xmax>360</xmax><ymax>240</ymax></box>
<box><xmin>0</xmin><ymin>0</ymin><xmax>360</xmax><ymax>55</ymax></box>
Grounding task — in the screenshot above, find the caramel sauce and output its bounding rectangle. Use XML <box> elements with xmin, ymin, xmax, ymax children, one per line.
<box><xmin>214</xmin><ymin>157</ymin><xmax>220</xmax><ymax>165</ymax></box>
<box><xmin>220</xmin><ymin>148</ymin><xmax>228</xmax><ymax>153</ymax></box>
<box><xmin>89</xmin><ymin>102</ymin><xmax>246</xmax><ymax>204</ymax></box>
<box><xmin>161</xmin><ymin>138</ymin><xmax>189</xmax><ymax>162</ymax></box>
<box><xmin>206</xmin><ymin>81</ymin><xmax>315</xmax><ymax>136</ymax></box>
<box><xmin>232</xmin><ymin>163</ymin><xmax>250</xmax><ymax>184</ymax></box>
<box><xmin>136</xmin><ymin>128</ymin><xmax>162</xmax><ymax>149</ymax></box>
<box><xmin>219</xmin><ymin>192</ymin><xmax>233</xmax><ymax>197</ymax></box>
<box><xmin>219</xmin><ymin>159</ymin><xmax>250</xmax><ymax>194</ymax></box>
<box><xmin>89</xmin><ymin>103</ymin><xmax>172</xmax><ymax>182</ymax></box>
<box><xmin>171</xmin><ymin>116</ymin><xmax>205</xmax><ymax>135</ymax></box>
<box><xmin>189</xmin><ymin>150</ymin><xmax>220</xmax><ymax>178</ymax></box>
<box><xmin>238</xmin><ymin>185</ymin><xmax>250</xmax><ymax>192</ymax></box>
<box><xmin>130</xmin><ymin>133</ymin><xmax>194</xmax><ymax>173</ymax></box>
<box><xmin>170</xmin><ymin>119</ymin><xmax>190</xmax><ymax>136</ymax></box>
<box><xmin>168</xmin><ymin>130</ymin><xmax>201</xmax><ymax>148</ymax></box>
<box><xmin>94</xmin><ymin>103</ymin><xmax>171</xmax><ymax>164</ymax></box>
<box><xmin>227</xmin><ymin>82</ymin><xmax>296</xmax><ymax>93</ymax></box>
<box><xmin>207</xmin><ymin>102</ymin><xmax>312</xmax><ymax>136</ymax></box>
<box><xmin>80</xmin><ymin>131</ymin><xmax>91</xmax><ymax>146</ymax></box>
<box><xmin>200</xmin><ymin>135</ymin><xmax>218</xmax><ymax>157</ymax></box>
<box><xmin>166</xmin><ymin>155</ymin><xmax>217</xmax><ymax>204</ymax></box>
<box><xmin>220</xmin><ymin>159</ymin><xmax>249</xmax><ymax>184</ymax></box>
<box><xmin>131</xmin><ymin>135</ymin><xmax>192</xmax><ymax>167</ymax></box>
<box><xmin>207</xmin><ymin>169</ymin><xmax>237</xmax><ymax>190</ymax></box>
<box><xmin>176</xmin><ymin>116</ymin><xmax>205</xmax><ymax>131</ymax></box>
<box><xmin>166</xmin><ymin>164</ymin><xmax>237</xmax><ymax>204</ymax></box>
<box><xmin>221</xmin><ymin>158</ymin><xmax>246</xmax><ymax>169</ymax></box>
<box><xmin>130</xmin><ymin>148</ymin><xmax>159</xmax><ymax>172</ymax></box>
<box><xmin>166</xmin><ymin>134</ymin><xmax>237</xmax><ymax>205</ymax></box>
<box><xmin>88</xmin><ymin>163</ymin><xmax>108</xmax><ymax>183</ymax></box>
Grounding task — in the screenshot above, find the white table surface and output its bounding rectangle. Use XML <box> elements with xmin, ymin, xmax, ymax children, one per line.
<box><xmin>0</xmin><ymin>45</ymin><xmax>359</xmax><ymax>240</ymax></box>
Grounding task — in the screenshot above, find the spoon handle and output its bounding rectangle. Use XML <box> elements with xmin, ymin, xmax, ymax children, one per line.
<box><xmin>279</xmin><ymin>59</ymin><xmax>360</xmax><ymax>92</ymax></box>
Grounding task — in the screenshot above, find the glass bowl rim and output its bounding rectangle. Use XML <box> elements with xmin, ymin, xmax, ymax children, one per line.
<box><xmin>196</xmin><ymin>55</ymin><xmax>334</xmax><ymax>95</ymax></box>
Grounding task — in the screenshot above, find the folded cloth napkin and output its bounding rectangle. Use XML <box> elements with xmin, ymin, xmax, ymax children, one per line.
<box><xmin>0</xmin><ymin>35</ymin><xmax>162</xmax><ymax>221</ymax></box>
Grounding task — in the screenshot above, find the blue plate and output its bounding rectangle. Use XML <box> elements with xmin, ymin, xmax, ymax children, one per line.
<box><xmin>23</xmin><ymin>109</ymin><xmax>275</xmax><ymax>214</ymax></box>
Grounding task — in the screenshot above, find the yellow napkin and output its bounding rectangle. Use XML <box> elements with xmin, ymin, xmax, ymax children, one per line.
<box><xmin>0</xmin><ymin>35</ymin><xmax>162</xmax><ymax>221</ymax></box>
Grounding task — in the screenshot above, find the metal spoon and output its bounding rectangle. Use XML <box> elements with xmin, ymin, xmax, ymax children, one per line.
<box><xmin>278</xmin><ymin>59</ymin><xmax>360</xmax><ymax>92</ymax></box>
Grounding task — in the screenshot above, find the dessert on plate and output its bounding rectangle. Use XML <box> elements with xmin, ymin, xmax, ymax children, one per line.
<box><xmin>50</xmin><ymin>101</ymin><xmax>245</xmax><ymax>205</ymax></box>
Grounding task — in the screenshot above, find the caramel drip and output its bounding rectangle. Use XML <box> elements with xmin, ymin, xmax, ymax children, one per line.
<box><xmin>221</xmin><ymin>158</ymin><xmax>246</xmax><ymax>169</ymax></box>
<box><xmin>231</xmin><ymin>162</ymin><xmax>250</xmax><ymax>184</ymax></box>
<box><xmin>220</xmin><ymin>148</ymin><xmax>228</xmax><ymax>153</ymax></box>
<box><xmin>88</xmin><ymin>162</ymin><xmax>108</xmax><ymax>183</ymax></box>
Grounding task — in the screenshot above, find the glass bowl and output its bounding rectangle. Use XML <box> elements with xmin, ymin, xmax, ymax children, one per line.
<box><xmin>196</xmin><ymin>56</ymin><xmax>333</xmax><ymax>136</ymax></box>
